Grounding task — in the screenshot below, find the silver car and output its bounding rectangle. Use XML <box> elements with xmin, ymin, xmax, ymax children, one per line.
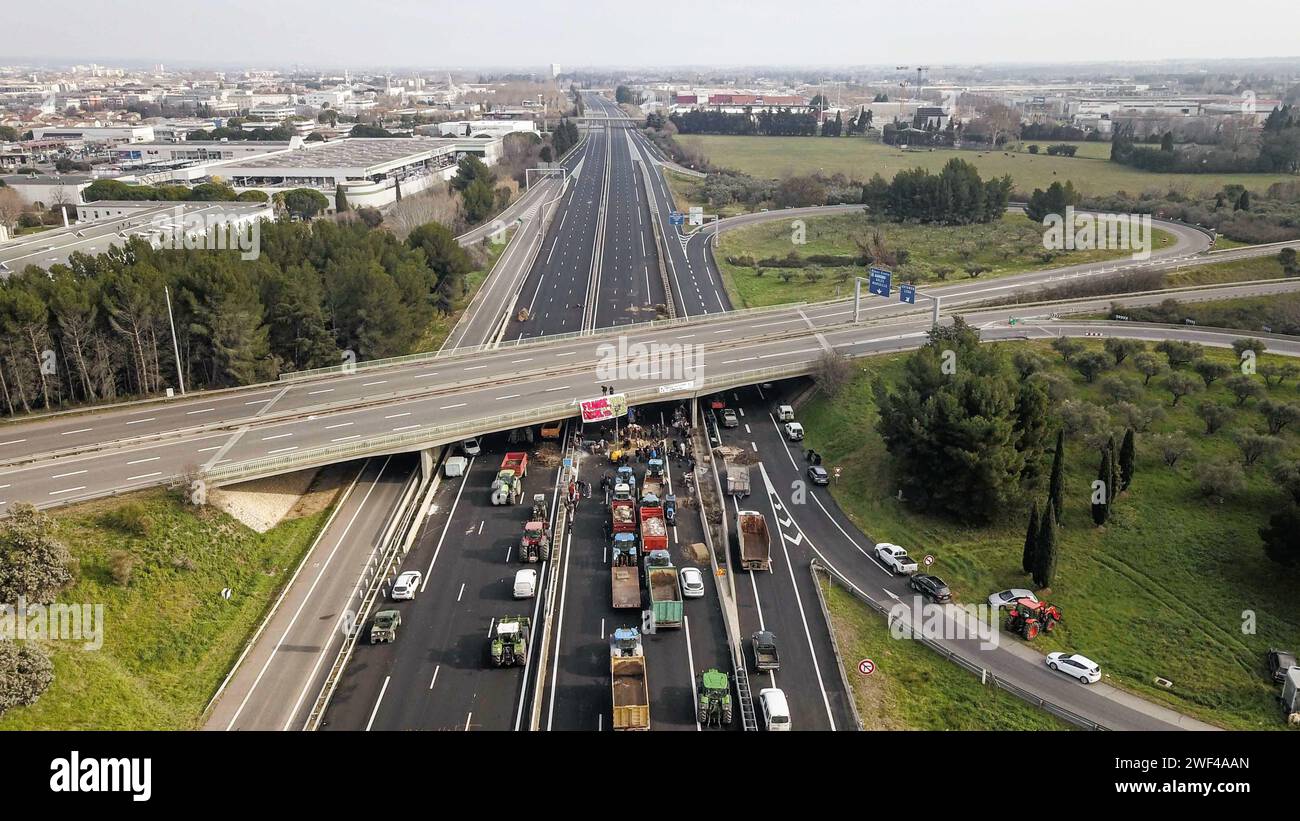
<box><xmin>680</xmin><ymin>567</ymin><xmax>706</xmax><ymax>598</ymax></box>
<box><xmin>987</xmin><ymin>588</ymin><xmax>1038</xmax><ymax>608</ymax></box>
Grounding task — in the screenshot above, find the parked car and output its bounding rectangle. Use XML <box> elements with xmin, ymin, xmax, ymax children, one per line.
<box><xmin>391</xmin><ymin>570</ymin><xmax>422</xmax><ymax>600</ymax></box>
<box><xmin>784</xmin><ymin>422</ymin><xmax>805</xmax><ymax>441</ymax></box>
<box><xmin>721</xmin><ymin>408</ymin><xmax>739</xmax><ymax>428</ymax></box>
<box><xmin>680</xmin><ymin>567</ymin><xmax>705</xmax><ymax>598</ymax></box>
<box><xmin>513</xmin><ymin>568</ymin><xmax>538</xmax><ymax>599</ymax></box>
<box><xmin>807</xmin><ymin>466</ymin><xmax>829</xmax><ymax>486</ymax></box>
<box><xmin>759</xmin><ymin>687</ymin><xmax>791</xmax><ymax>731</ymax></box>
<box><xmin>874</xmin><ymin>543</ymin><xmax>918</xmax><ymax>574</ymax></box>
<box><xmin>776</xmin><ymin>404</ymin><xmax>795</xmax><ymax>422</ymax></box>
<box><xmin>988</xmin><ymin>588</ymin><xmax>1038</xmax><ymax>609</ymax></box>
<box><xmin>462</xmin><ymin>437</ymin><xmax>482</xmax><ymax>456</ymax></box>
<box><xmin>1046</xmin><ymin>652</ymin><xmax>1102</xmax><ymax>684</ymax></box>
<box><xmin>908</xmin><ymin>573</ymin><xmax>951</xmax><ymax>603</ymax></box>
<box><xmin>1268</xmin><ymin>648</ymin><xmax>1298</xmax><ymax>683</ymax></box>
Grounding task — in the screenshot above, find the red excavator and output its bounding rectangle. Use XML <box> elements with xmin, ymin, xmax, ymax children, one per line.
<box><xmin>1004</xmin><ymin>598</ymin><xmax>1062</xmax><ymax>640</ymax></box>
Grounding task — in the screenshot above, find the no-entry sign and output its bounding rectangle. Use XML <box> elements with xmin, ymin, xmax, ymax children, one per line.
<box><xmin>858</xmin><ymin>658</ymin><xmax>875</xmax><ymax>676</ymax></box>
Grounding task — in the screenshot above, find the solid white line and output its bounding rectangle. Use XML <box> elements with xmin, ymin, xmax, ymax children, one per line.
<box><xmin>50</xmin><ymin>469</ymin><xmax>87</xmax><ymax>479</ymax></box>
<box><xmin>420</xmin><ymin>457</ymin><xmax>474</xmax><ymax>591</ymax></box>
<box><xmin>365</xmin><ymin>676</ymin><xmax>390</xmax><ymax>731</ymax></box>
<box><xmin>127</xmin><ymin>472</ymin><xmax>162</xmax><ymax>481</ymax></box>
<box><xmin>0</xmin><ymin>439</ymin><xmax>25</xmax><ymax>446</ymax></box>
<box><xmin>125</xmin><ymin>417</ymin><xmax>155</xmax><ymax>425</ymax></box>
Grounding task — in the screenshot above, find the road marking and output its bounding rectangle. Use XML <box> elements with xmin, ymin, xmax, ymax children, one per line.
<box><xmin>415</xmin><ymin>371</ymin><xmax>440</xmax><ymax>378</ymax></box>
<box><xmin>393</xmin><ymin>424</ymin><xmax>421</xmax><ymax>432</ymax></box>
<box><xmin>61</xmin><ymin>428</ymin><xmax>92</xmax><ymax>435</ymax></box>
<box><xmin>185</xmin><ymin>407</ymin><xmax>215</xmax><ymax>415</ymax></box>
<box><xmin>331</xmin><ymin>435</ymin><xmax>360</xmax><ymax>442</ymax></box>
<box><xmin>261</xmin><ymin>433</ymin><xmax>293</xmax><ymax>441</ymax></box>
<box><xmin>495</xmin><ymin>394</ymin><xmax>520</xmax><ymax>400</ymax></box>
<box><xmin>365</xmin><ymin>676</ymin><xmax>390</xmax><ymax>731</ymax></box>
<box><xmin>267</xmin><ymin>446</ymin><xmax>298</xmax><ymax>455</ymax></box>
<box><xmin>0</xmin><ymin>439</ymin><xmax>25</xmax><ymax>446</ymax></box>
<box><xmin>127</xmin><ymin>472</ymin><xmax>162</xmax><ymax>481</ymax></box>
<box><xmin>457</xmin><ymin>583</ymin><xmax>466</xmax><ymax>602</ymax></box>
<box><xmin>126</xmin><ymin>456</ymin><xmax>161</xmax><ymax>466</ymax></box>
<box><xmin>384</xmin><ymin>412</ymin><xmax>410</xmax><ymax>419</ymax></box>
<box><xmin>125</xmin><ymin>417</ymin><xmax>156</xmax><ymax>425</ymax></box>
<box><xmin>49</xmin><ymin>486</ymin><xmax>86</xmax><ymax>496</ymax></box>
<box><xmin>362</xmin><ymin>380</ymin><xmax>387</xmax><ymax>387</ymax></box>
<box><xmin>429</xmin><ymin>666</ymin><xmax>440</xmax><ymax>690</ymax></box>
<box><xmin>544</xmin><ymin>385</ymin><xmax>569</xmax><ymax>392</ymax></box>
<box><xmin>51</xmin><ymin>470</ymin><xmax>87</xmax><ymax>479</ymax></box>
<box><xmin>464</xmin><ymin>713</ymin><xmax>473</xmax><ymax>731</ymax></box>
<box><xmin>307</xmin><ymin>389</ymin><xmax>334</xmax><ymax>395</ymax></box>
<box><xmin>325</xmin><ymin>422</ymin><xmax>353</xmax><ymax>430</ymax></box>
<box><xmin>440</xmin><ymin>403</ymin><xmax>467</xmax><ymax>409</ymax></box>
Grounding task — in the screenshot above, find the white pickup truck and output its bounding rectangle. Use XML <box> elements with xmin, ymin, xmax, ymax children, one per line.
<box><xmin>875</xmin><ymin>543</ymin><xmax>918</xmax><ymax>574</ymax></box>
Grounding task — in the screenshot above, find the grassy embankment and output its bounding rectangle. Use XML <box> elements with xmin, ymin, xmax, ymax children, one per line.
<box><xmin>801</xmin><ymin>342</ymin><xmax>1300</xmax><ymax>729</ymax></box>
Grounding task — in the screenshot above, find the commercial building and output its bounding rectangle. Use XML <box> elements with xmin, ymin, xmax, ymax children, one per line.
<box><xmin>110</xmin><ymin>139</ymin><xmax>295</xmax><ymax>169</ymax></box>
<box><xmin>0</xmin><ymin>173</ymin><xmax>94</xmax><ymax>206</ymax></box>
<box><xmin>434</xmin><ymin>119</ymin><xmax>537</xmax><ymax>138</ymax></box>
<box><xmin>29</xmin><ymin>125</ymin><xmax>155</xmax><ymax>144</ymax></box>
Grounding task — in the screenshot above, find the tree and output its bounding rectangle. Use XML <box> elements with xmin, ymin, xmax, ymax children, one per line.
<box><xmin>1233</xmin><ymin>429</ymin><xmax>1281</xmax><ymax>468</ymax></box>
<box><xmin>279</xmin><ymin>188</ymin><xmax>329</xmax><ymax>220</ymax></box>
<box><xmin>1199</xmin><ymin>458</ymin><xmax>1245</xmax><ymax>501</ymax></box>
<box><xmin>1196</xmin><ymin>401</ymin><xmax>1234</xmax><ymax>434</ymax></box>
<box><xmin>1156</xmin><ymin>339</ymin><xmax>1203</xmax><ymax>369</ymax></box>
<box><xmin>407</xmin><ymin>221</ymin><xmax>473</xmax><ymax>283</ymax></box>
<box><xmin>460</xmin><ymin>177</ymin><xmax>496</xmax><ymax>224</ymax></box>
<box><xmin>1104</xmin><ymin>337</ymin><xmax>1144</xmax><ymax>366</ymax></box>
<box><xmin>1232</xmin><ymin>338</ymin><xmax>1268</xmax><ymax>359</ymax></box>
<box><xmin>0</xmin><ymin>640</ymin><xmax>53</xmax><ymax>717</ymax></box>
<box><xmin>1051</xmin><ymin>337</ymin><xmax>1085</xmax><ymax>362</ymax></box>
<box><xmin>1193</xmin><ymin>359</ymin><xmax>1231</xmax><ymax>389</ymax></box>
<box><xmin>813</xmin><ymin>350</ymin><xmax>855</xmax><ymax>398</ymax></box>
<box><xmin>451</xmin><ymin>155</ymin><xmax>493</xmax><ymax>193</ymax></box>
<box><xmin>1033</xmin><ymin>506</ymin><xmax>1058</xmax><ymax>589</ymax></box>
<box><xmin>1260</xmin><ymin>507</ymin><xmax>1300</xmax><ymax>567</ymax></box>
<box><xmin>334</xmin><ymin>183</ymin><xmax>350</xmax><ymax>213</ymax></box>
<box><xmin>1022</xmin><ymin>500</ymin><xmax>1040</xmax><ymax>574</ymax></box>
<box><xmin>0</xmin><ymin>503</ymin><xmax>75</xmax><ymax>604</ymax></box>
<box><xmin>1072</xmin><ymin>351</ymin><xmax>1112</xmax><ymax>383</ymax></box>
<box><xmin>1224</xmin><ymin>374</ymin><xmax>1265</xmax><ymax>406</ymax></box>
<box><xmin>1153</xmin><ymin>431</ymin><xmax>1193</xmax><ymax>467</ymax></box>
<box><xmin>1258</xmin><ymin>399</ymin><xmax>1300</xmax><ymax>434</ymax></box>
<box><xmin>1132</xmin><ymin>351</ymin><xmax>1164</xmax><ymax>385</ymax></box>
<box><xmin>1119</xmin><ymin>428</ymin><xmax>1136</xmax><ymax>490</ymax></box>
<box><xmin>1164</xmin><ymin>372</ymin><xmax>1201</xmax><ymax>406</ymax></box>
<box><xmin>1047</xmin><ymin>429</ymin><xmax>1065</xmax><ymax>525</ymax></box>
<box><xmin>1092</xmin><ymin>447</ymin><xmax>1111</xmax><ymax>526</ymax></box>
<box><xmin>1272</xmin><ymin>461</ymin><xmax>1300</xmax><ymax>504</ymax></box>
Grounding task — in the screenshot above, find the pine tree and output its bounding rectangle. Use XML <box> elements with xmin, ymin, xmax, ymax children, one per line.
<box><xmin>1107</xmin><ymin>435</ymin><xmax>1120</xmax><ymax>504</ymax></box>
<box><xmin>335</xmin><ymin>184</ymin><xmax>349</xmax><ymax>213</ymax></box>
<box><xmin>1033</xmin><ymin>506</ymin><xmax>1058</xmax><ymax>589</ymax></box>
<box><xmin>1022</xmin><ymin>500</ymin><xmax>1039</xmax><ymax>574</ymax></box>
<box><xmin>1048</xmin><ymin>429</ymin><xmax>1065</xmax><ymax>525</ymax></box>
<box><xmin>1119</xmin><ymin>428</ymin><xmax>1136</xmax><ymax>490</ymax></box>
<box><xmin>1092</xmin><ymin>449</ymin><xmax>1110</xmax><ymax>526</ymax></box>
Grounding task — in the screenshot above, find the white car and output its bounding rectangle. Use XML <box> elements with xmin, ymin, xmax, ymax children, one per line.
<box><xmin>391</xmin><ymin>570</ymin><xmax>422</xmax><ymax>600</ymax></box>
<box><xmin>513</xmin><ymin>568</ymin><xmax>538</xmax><ymax>599</ymax></box>
<box><xmin>759</xmin><ymin>687</ymin><xmax>791</xmax><ymax>731</ymax></box>
<box><xmin>462</xmin><ymin>437</ymin><xmax>481</xmax><ymax>456</ymax></box>
<box><xmin>784</xmin><ymin>422</ymin><xmax>805</xmax><ymax>441</ymax></box>
<box><xmin>988</xmin><ymin>589</ymin><xmax>1039</xmax><ymax>608</ymax></box>
<box><xmin>1046</xmin><ymin>652</ymin><xmax>1102</xmax><ymax>684</ymax></box>
<box><xmin>681</xmin><ymin>567</ymin><xmax>705</xmax><ymax>598</ymax></box>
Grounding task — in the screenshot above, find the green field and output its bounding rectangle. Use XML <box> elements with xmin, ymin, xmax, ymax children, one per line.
<box><xmin>675</xmin><ymin>135</ymin><xmax>1298</xmax><ymax>197</ymax></box>
<box><xmin>800</xmin><ymin>342</ymin><xmax>1300</xmax><ymax>729</ymax></box>
<box><xmin>821</xmin><ymin>573</ymin><xmax>1072</xmax><ymax>730</ymax></box>
<box><xmin>714</xmin><ymin>211</ymin><xmax>1174</xmax><ymax>309</ymax></box>
<box><xmin>0</xmin><ymin>487</ymin><xmax>337</xmax><ymax>730</ymax></box>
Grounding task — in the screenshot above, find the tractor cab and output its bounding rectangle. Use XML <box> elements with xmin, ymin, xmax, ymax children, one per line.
<box><xmin>1005</xmin><ymin>597</ymin><xmax>1062</xmax><ymax>640</ymax></box>
<box><xmin>611</xmin><ymin>627</ymin><xmax>642</xmax><ymax>657</ymax></box>
<box><xmin>663</xmin><ymin>493</ymin><xmax>677</xmax><ymax>525</ymax></box>
<box><xmin>611</xmin><ymin>532</ymin><xmax>638</xmax><ymax>567</ymax></box>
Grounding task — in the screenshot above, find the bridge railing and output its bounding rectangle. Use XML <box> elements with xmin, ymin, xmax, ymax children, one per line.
<box><xmin>208</xmin><ymin>362</ymin><xmax>812</xmax><ymax>483</ymax></box>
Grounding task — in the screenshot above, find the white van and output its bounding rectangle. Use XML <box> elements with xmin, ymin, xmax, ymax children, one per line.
<box><xmin>513</xmin><ymin>568</ymin><xmax>538</xmax><ymax>599</ymax></box>
<box><xmin>759</xmin><ymin>687</ymin><xmax>791</xmax><ymax>731</ymax></box>
<box><xmin>776</xmin><ymin>404</ymin><xmax>795</xmax><ymax>422</ymax></box>
<box><xmin>444</xmin><ymin>456</ymin><xmax>468</xmax><ymax>478</ymax></box>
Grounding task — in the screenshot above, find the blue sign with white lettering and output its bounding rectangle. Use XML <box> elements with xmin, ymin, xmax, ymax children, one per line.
<box><xmin>669</xmin><ymin>212</ymin><xmax>685</xmax><ymax>226</ymax></box>
<box><xmin>868</xmin><ymin>267</ymin><xmax>892</xmax><ymax>298</ymax></box>
<box><xmin>899</xmin><ymin>283</ymin><xmax>916</xmax><ymax>304</ymax></box>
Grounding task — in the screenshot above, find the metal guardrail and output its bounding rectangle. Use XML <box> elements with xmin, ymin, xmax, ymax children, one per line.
<box><xmin>808</xmin><ymin>563</ymin><xmax>864</xmax><ymax>731</ymax></box>
<box><xmin>811</xmin><ymin>559</ymin><xmax>1107</xmax><ymax>730</ymax></box>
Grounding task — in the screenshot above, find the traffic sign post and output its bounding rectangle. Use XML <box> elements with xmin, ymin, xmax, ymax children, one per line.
<box><xmin>858</xmin><ymin>658</ymin><xmax>876</xmax><ymax>676</ymax></box>
<box><xmin>669</xmin><ymin>212</ymin><xmax>685</xmax><ymax>226</ymax></box>
<box><xmin>853</xmin><ymin>267</ymin><xmax>894</xmax><ymax>323</ymax></box>
<box><xmin>899</xmin><ymin>283</ymin><xmax>916</xmax><ymax>305</ymax></box>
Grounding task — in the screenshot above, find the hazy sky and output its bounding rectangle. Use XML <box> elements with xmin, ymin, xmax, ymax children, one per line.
<box><xmin>6</xmin><ymin>0</ymin><xmax>1298</xmax><ymax>69</ymax></box>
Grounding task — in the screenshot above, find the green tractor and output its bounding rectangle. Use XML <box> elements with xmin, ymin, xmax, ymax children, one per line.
<box><xmin>490</xmin><ymin>615</ymin><xmax>531</xmax><ymax>667</ymax></box>
<box><xmin>697</xmin><ymin>668</ymin><xmax>733</xmax><ymax>727</ymax></box>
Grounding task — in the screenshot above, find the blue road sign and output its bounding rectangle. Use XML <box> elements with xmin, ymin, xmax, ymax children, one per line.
<box><xmin>867</xmin><ymin>267</ymin><xmax>892</xmax><ymax>298</ymax></box>
<box><xmin>899</xmin><ymin>283</ymin><xmax>916</xmax><ymax>304</ymax></box>
<box><xmin>669</xmin><ymin>212</ymin><xmax>685</xmax><ymax>226</ymax></box>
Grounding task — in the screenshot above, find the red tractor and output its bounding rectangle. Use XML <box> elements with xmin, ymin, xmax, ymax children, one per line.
<box><xmin>1004</xmin><ymin>598</ymin><xmax>1061</xmax><ymax>640</ymax></box>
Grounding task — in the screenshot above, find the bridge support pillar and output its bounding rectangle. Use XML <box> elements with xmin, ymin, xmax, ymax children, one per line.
<box><xmin>420</xmin><ymin>447</ymin><xmax>437</xmax><ymax>482</ymax></box>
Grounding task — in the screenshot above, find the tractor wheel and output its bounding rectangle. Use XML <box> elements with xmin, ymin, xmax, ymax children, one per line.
<box><xmin>1025</xmin><ymin>623</ymin><xmax>1039</xmax><ymax>640</ymax></box>
<box><xmin>1045</xmin><ymin>618</ymin><xmax>1058</xmax><ymax>632</ymax></box>
<box><xmin>698</xmin><ymin>707</ymin><xmax>708</xmax><ymax>724</ymax></box>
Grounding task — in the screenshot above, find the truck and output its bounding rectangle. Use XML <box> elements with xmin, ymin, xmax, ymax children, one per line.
<box><xmin>644</xmin><ymin>549</ymin><xmax>683</xmax><ymax>628</ymax></box>
<box><xmin>610</xmin><ymin>628</ymin><xmax>650</xmax><ymax>730</ymax></box>
<box><xmin>642</xmin><ymin>459</ymin><xmax>666</xmax><ymax>499</ymax></box>
<box><xmin>491</xmin><ymin>452</ymin><xmax>528</xmax><ymax>505</ymax></box>
<box><xmin>875</xmin><ymin>542</ymin><xmax>918</xmax><ymax>575</ymax></box>
<box><xmin>639</xmin><ymin>504</ymin><xmax>669</xmax><ymax>553</ymax></box>
<box><xmin>726</xmin><ymin>464</ymin><xmax>751</xmax><ymax>497</ymax></box>
<box><xmin>611</xmin><ymin>532</ymin><xmax>640</xmax><ymax>609</ymax></box>
<box><xmin>736</xmin><ymin>510</ymin><xmax>771</xmax><ymax>571</ymax></box>
<box><xmin>443</xmin><ymin>455</ymin><xmax>468</xmax><ymax>478</ymax></box>
<box><xmin>518</xmin><ymin>494</ymin><xmax>551</xmax><ymax>563</ymax></box>
<box><xmin>490</xmin><ymin>615</ymin><xmax>531</xmax><ymax>666</ymax></box>
<box><xmin>751</xmin><ymin>630</ymin><xmax>781</xmax><ymax>671</ymax></box>
<box><xmin>776</xmin><ymin>404</ymin><xmax>795</xmax><ymax>422</ymax></box>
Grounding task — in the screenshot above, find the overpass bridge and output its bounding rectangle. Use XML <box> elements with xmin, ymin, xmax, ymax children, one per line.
<box><xmin>2</xmin><ymin>276</ymin><xmax>1299</xmax><ymax>511</ymax></box>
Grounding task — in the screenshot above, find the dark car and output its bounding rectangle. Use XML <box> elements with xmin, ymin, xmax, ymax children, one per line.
<box><xmin>908</xmin><ymin>573</ymin><xmax>951</xmax><ymax>603</ymax></box>
<box><xmin>807</xmin><ymin>466</ymin><xmax>829</xmax><ymax>485</ymax></box>
<box><xmin>1268</xmin><ymin>648</ymin><xmax>1297</xmax><ymax>683</ymax></box>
